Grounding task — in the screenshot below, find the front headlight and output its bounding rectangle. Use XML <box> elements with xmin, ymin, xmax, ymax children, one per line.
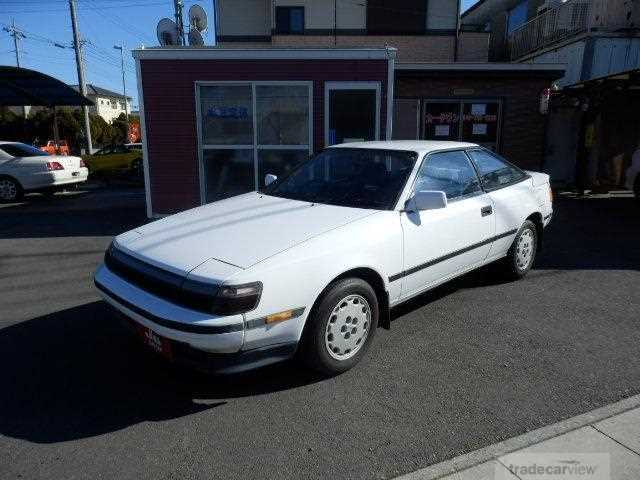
<box><xmin>213</xmin><ymin>282</ymin><xmax>263</xmax><ymax>315</ymax></box>
<box><xmin>182</xmin><ymin>280</ymin><xmax>263</xmax><ymax>316</ymax></box>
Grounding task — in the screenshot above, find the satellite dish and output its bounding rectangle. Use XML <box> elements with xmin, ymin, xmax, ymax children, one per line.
<box><xmin>188</xmin><ymin>28</ymin><xmax>204</xmax><ymax>46</ymax></box>
<box><xmin>188</xmin><ymin>4</ymin><xmax>208</xmax><ymax>33</ymax></box>
<box><xmin>157</xmin><ymin>18</ymin><xmax>179</xmax><ymax>46</ymax></box>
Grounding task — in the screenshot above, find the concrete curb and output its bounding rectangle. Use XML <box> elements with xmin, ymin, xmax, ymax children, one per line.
<box><xmin>396</xmin><ymin>393</ymin><xmax>640</xmax><ymax>480</ymax></box>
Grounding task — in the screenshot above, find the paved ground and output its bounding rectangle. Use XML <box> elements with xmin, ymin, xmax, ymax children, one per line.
<box><xmin>1</xmin><ymin>189</ymin><xmax>639</xmax><ymax>480</ymax></box>
<box><xmin>402</xmin><ymin>394</ymin><xmax>640</xmax><ymax>479</ymax></box>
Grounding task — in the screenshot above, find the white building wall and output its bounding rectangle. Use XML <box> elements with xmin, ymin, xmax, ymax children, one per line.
<box><xmin>93</xmin><ymin>95</ymin><xmax>131</xmax><ymax>123</ymax></box>
<box><xmin>271</xmin><ymin>0</ymin><xmax>366</xmax><ymax>30</ymax></box>
<box><xmin>427</xmin><ymin>0</ymin><xmax>458</xmax><ymax>30</ymax></box>
<box><xmin>217</xmin><ymin>0</ymin><xmax>271</xmax><ymax>36</ymax></box>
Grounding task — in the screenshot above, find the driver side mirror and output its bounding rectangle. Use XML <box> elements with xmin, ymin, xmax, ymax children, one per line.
<box><xmin>405</xmin><ymin>190</ymin><xmax>447</xmax><ymax>212</ymax></box>
<box><xmin>264</xmin><ymin>173</ymin><xmax>277</xmax><ymax>186</ymax></box>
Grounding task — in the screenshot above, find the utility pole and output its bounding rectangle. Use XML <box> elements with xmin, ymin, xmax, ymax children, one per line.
<box><xmin>113</xmin><ymin>44</ymin><xmax>129</xmax><ymax>128</ymax></box>
<box><xmin>174</xmin><ymin>0</ymin><xmax>186</xmax><ymax>45</ymax></box>
<box><xmin>69</xmin><ymin>0</ymin><xmax>93</xmax><ymax>154</ymax></box>
<box><xmin>3</xmin><ymin>19</ymin><xmax>27</xmax><ymax>117</ymax></box>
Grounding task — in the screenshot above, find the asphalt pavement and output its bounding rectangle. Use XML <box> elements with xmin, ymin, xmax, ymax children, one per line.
<box><xmin>1</xmin><ymin>189</ymin><xmax>639</xmax><ymax>480</ymax></box>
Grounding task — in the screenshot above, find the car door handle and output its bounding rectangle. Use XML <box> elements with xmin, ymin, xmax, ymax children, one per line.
<box><xmin>481</xmin><ymin>205</ymin><xmax>493</xmax><ymax>217</ymax></box>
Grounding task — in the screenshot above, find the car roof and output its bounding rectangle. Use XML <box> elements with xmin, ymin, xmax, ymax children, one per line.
<box><xmin>330</xmin><ymin>140</ymin><xmax>478</xmax><ymax>155</ymax></box>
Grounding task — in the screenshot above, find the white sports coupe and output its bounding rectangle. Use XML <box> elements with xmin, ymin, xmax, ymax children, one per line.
<box><xmin>94</xmin><ymin>141</ymin><xmax>553</xmax><ymax>375</ymax></box>
<box><xmin>0</xmin><ymin>141</ymin><xmax>88</xmax><ymax>202</ymax></box>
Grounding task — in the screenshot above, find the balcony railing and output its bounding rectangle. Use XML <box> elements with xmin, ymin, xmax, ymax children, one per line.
<box><xmin>508</xmin><ymin>0</ymin><xmax>591</xmax><ymax>59</ymax></box>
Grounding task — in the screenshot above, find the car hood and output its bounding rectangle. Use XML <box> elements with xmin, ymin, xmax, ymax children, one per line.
<box><xmin>115</xmin><ymin>192</ymin><xmax>375</xmax><ymax>274</ymax></box>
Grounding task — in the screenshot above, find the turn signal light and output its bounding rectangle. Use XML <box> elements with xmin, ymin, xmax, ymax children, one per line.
<box><xmin>46</xmin><ymin>161</ymin><xmax>64</xmax><ymax>171</ymax></box>
<box><xmin>265</xmin><ymin>309</ymin><xmax>296</xmax><ymax>324</ymax></box>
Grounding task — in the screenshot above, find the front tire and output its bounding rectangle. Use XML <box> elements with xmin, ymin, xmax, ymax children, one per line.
<box><xmin>300</xmin><ymin>278</ymin><xmax>378</xmax><ymax>376</ymax></box>
<box><xmin>0</xmin><ymin>176</ymin><xmax>23</xmax><ymax>202</ymax></box>
<box><xmin>501</xmin><ymin>220</ymin><xmax>538</xmax><ymax>280</ymax></box>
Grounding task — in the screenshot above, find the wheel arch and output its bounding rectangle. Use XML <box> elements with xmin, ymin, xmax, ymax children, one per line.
<box><xmin>0</xmin><ymin>174</ymin><xmax>24</xmax><ymax>199</ymax></box>
<box><xmin>306</xmin><ymin>267</ymin><xmax>391</xmax><ymax>337</ymax></box>
<box><xmin>526</xmin><ymin>211</ymin><xmax>544</xmax><ymax>251</ymax></box>
<box><xmin>0</xmin><ymin>173</ymin><xmax>22</xmax><ymax>186</ymax></box>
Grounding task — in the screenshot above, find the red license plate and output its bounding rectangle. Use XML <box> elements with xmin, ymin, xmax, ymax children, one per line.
<box><xmin>137</xmin><ymin>325</ymin><xmax>173</xmax><ymax>360</ymax></box>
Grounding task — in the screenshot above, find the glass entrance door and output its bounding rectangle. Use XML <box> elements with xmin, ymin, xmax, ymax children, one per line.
<box><xmin>325</xmin><ymin>82</ymin><xmax>381</xmax><ymax>146</ymax></box>
<box><xmin>422</xmin><ymin>100</ymin><xmax>501</xmax><ymax>151</ymax></box>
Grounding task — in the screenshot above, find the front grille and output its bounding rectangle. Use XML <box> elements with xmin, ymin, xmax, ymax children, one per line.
<box><xmin>104</xmin><ymin>243</ymin><xmax>217</xmax><ymax>313</ymax></box>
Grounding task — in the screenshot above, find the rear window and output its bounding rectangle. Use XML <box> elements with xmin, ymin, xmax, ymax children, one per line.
<box><xmin>0</xmin><ymin>143</ymin><xmax>49</xmax><ymax>157</ymax></box>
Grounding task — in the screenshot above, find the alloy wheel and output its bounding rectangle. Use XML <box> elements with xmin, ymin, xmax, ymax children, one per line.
<box><xmin>516</xmin><ymin>228</ymin><xmax>535</xmax><ymax>270</ymax></box>
<box><xmin>325</xmin><ymin>294</ymin><xmax>371</xmax><ymax>361</ymax></box>
<box><xmin>0</xmin><ymin>179</ymin><xmax>17</xmax><ymax>201</ymax></box>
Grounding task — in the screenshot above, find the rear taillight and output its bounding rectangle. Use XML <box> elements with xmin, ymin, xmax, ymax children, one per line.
<box><xmin>79</xmin><ymin>159</ymin><xmax>86</xmax><ymax>168</ymax></box>
<box><xmin>46</xmin><ymin>161</ymin><xmax>64</xmax><ymax>171</ymax></box>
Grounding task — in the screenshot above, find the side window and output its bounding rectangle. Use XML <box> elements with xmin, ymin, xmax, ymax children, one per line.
<box><xmin>415</xmin><ymin>150</ymin><xmax>481</xmax><ymax>200</ymax></box>
<box><xmin>467</xmin><ymin>149</ymin><xmax>527</xmax><ymax>190</ymax></box>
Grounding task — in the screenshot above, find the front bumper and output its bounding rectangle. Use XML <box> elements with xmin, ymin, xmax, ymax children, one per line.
<box><xmin>115</xmin><ymin>309</ymin><xmax>297</xmax><ymax>374</ymax></box>
<box><xmin>94</xmin><ymin>264</ymin><xmax>245</xmax><ymax>353</ymax></box>
<box><xmin>94</xmin><ymin>264</ymin><xmax>298</xmax><ymax>373</ymax></box>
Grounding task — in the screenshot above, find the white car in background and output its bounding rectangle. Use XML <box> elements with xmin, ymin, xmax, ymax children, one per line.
<box><xmin>94</xmin><ymin>141</ymin><xmax>553</xmax><ymax>375</ymax></box>
<box><xmin>0</xmin><ymin>141</ymin><xmax>88</xmax><ymax>202</ymax></box>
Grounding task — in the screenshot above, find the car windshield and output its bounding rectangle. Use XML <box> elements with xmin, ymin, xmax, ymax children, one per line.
<box><xmin>0</xmin><ymin>143</ymin><xmax>49</xmax><ymax>157</ymax></box>
<box><xmin>263</xmin><ymin>148</ymin><xmax>418</xmax><ymax>210</ymax></box>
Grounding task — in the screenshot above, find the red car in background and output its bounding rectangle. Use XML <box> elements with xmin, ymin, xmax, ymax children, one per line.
<box><xmin>40</xmin><ymin>140</ymin><xmax>70</xmax><ymax>156</ymax></box>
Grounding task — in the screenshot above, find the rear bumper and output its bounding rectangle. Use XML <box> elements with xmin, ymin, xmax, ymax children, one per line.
<box><xmin>28</xmin><ymin>168</ymin><xmax>89</xmax><ymax>190</ymax></box>
<box><xmin>50</xmin><ymin>167</ymin><xmax>89</xmax><ymax>186</ymax></box>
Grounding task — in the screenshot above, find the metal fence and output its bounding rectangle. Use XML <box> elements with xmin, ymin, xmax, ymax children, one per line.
<box><xmin>508</xmin><ymin>0</ymin><xmax>591</xmax><ymax>59</ymax></box>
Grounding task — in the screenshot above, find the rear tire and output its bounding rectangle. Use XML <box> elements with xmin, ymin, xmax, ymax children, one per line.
<box><xmin>0</xmin><ymin>176</ymin><xmax>23</xmax><ymax>202</ymax></box>
<box><xmin>300</xmin><ymin>278</ymin><xmax>378</xmax><ymax>376</ymax></box>
<box><xmin>500</xmin><ymin>220</ymin><xmax>538</xmax><ymax>280</ymax></box>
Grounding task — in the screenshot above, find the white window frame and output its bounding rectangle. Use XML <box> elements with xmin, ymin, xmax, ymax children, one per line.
<box><xmin>324</xmin><ymin>81</ymin><xmax>381</xmax><ymax>147</ymax></box>
<box><xmin>195</xmin><ymin>80</ymin><xmax>313</xmax><ymax>205</ymax></box>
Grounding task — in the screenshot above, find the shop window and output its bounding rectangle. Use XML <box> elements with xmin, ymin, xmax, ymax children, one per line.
<box><xmin>424</xmin><ymin>102</ymin><xmax>460</xmax><ymax>141</ymax></box>
<box><xmin>276</xmin><ymin>6</ymin><xmax>304</xmax><ymax>34</ymax></box>
<box><xmin>198</xmin><ymin>82</ymin><xmax>312</xmax><ymax>203</ymax></box>
<box><xmin>256</xmin><ymin>85</ymin><xmax>309</xmax><ymax>145</ymax></box>
<box><xmin>258</xmin><ymin>150</ymin><xmax>309</xmax><ymax>186</ymax></box>
<box><xmin>461</xmin><ymin>102</ymin><xmax>499</xmax><ymax>146</ymax></box>
<box><xmin>422</xmin><ymin>99</ymin><xmax>501</xmax><ymax>151</ymax></box>
<box><xmin>200</xmin><ymin>85</ymin><xmax>253</xmax><ymax>145</ymax></box>
<box><xmin>203</xmin><ymin>150</ymin><xmax>254</xmax><ymax>203</ymax></box>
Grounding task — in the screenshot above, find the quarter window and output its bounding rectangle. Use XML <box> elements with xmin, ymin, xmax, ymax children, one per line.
<box><xmin>467</xmin><ymin>149</ymin><xmax>527</xmax><ymax>190</ymax></box>
<box><xmin>415</xmin><ymin>150</ymin><xmax>481</xmax><ymax>200</ymax></box>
